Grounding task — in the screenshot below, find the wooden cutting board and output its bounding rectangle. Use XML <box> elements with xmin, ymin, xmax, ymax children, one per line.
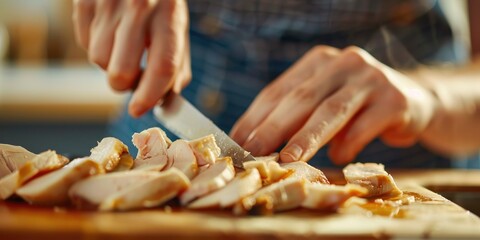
<box><xmin>1</xmin><ymin>170</ymin><xmax>480</xmax><ymax>240</ymax></box>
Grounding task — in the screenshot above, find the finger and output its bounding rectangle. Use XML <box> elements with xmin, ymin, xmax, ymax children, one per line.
<box><xmin>72</xmin><ymin>0</ymin><xmax>95</xmax><ymax>50</ymax></box>
<box><xmin>280</xmin><ymin>82</ymin><xmax>370</xmax><ymax>163</ymax></box>
<box><xmin>173</xmin><ymin>38</ymin><xmax>192</xmax><ymax>93</ymax></box>
<box><xmin>230</xmin><ymin>46</ymin><xmax>340</xmax><ymax>145</ymax></box>
<box><xmin>129</xmin><ymin>0</ymin><xmax>188</xmax><ymax>117</ymax></box>
<box><xmin>242</xmin><ymin>73</ymin><xmax>345</xmax><ymax>156</ymax></box>
<box><xmin>328</xmin><ymin>103</ymin><xmax>396</xmax><ymax>165</ymax></box>
<box><xmin>88</xmin><ymin>0</ymin><xmax>121</xmax><ymax>69</ymax></box>
<box><xmin>107</xmin><ymin>0</ymin><xmax>153</xmax><ymax>91</ymax></box>
<box><xmin>380</xmin><ymin>126</ymin><xmax>418</xmax><ymax>147</ymax></box>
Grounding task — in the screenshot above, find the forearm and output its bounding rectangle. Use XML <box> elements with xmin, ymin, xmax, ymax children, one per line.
<box><xmin>407</xmin><ymin>59</ymin><xmax>480</xmax><ymax>156</ymax></box>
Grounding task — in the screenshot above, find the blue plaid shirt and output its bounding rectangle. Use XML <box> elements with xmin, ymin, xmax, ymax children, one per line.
<box><xmin>110</xmin><ymin>0</ymin><xmax>465</xmax><ymax>168</ymax></box>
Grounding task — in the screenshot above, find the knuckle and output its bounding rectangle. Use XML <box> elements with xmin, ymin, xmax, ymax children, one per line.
<box><xmin>258</xmin><ymin>83</ymin><xmax>285</xmax><ymax>102</ymax></box>
<box><xmin>323</xmin><ymin>97</ymin><xmax>349</xmax><ymax>116</ymax></box>
<box><xmin>340</xmin><ymin>46</ymin><xmax>368</xmax><ymax>66</ymax></box>
<box><xmin>290</xmin><ymin>86</ymin><xmax>317</xmax><ymax>101</ymax></box>
<box><xmin>309</xmin><ymin>45</ymin><xmax>338</xmax><ymax>60</ymax></box>
<box><xmin>297</xmin><ymin>130</ymin><xmax>322</xmax><ymax>154</ymax></box>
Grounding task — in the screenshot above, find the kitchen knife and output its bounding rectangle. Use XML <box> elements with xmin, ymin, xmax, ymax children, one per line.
<box><xmin>153</xmin><ymin>93</ymin><xmax>255</xmax><ymax>169</ymax></box>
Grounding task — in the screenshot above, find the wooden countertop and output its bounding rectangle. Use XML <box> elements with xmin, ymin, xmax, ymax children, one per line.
<box><xmin>0</xmin><ymin>65</ymin><xmax>126</xmax><ymax>123</ymax></box>
<box><xmin>1</xmin><ymin>169</ymin><xmax>480</xmax><ymax>240</ymax></box>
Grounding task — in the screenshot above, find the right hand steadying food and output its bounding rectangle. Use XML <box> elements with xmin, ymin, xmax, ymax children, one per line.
<box><xmin>72</xmin><ymin>0</ymin><xmax>191</xmax><ymax>117</ymax></box>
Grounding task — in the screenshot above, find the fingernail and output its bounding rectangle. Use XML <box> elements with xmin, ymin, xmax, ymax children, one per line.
<box><xmin>243</xmin><ymin>133</ymin><xmax>263</xmax><ymax>156</ymax></box>
<box><xmin>282</xmin><ymin>144</ymin><xmax>303</xmax><ymax>162</ymax></box>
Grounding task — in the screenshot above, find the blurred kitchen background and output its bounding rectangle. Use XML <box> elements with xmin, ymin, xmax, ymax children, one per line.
<box><xmin>0</xmin><ymin>0</ymin><xmax>478</xmax><ymax>157</ymax></box>
<box><xmin>0</xmin><ymin>0</ymin><xmax>126</xmax><ymax>156</ymax></box>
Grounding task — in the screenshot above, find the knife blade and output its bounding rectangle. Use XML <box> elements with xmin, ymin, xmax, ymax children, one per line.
<box><xmin>153</xmin><ymin>93</ymin><xmax>255</xmax><ymax>169</ymax></box>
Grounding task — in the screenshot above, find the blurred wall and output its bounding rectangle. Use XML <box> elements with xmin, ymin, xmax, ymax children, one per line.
<box><xmin>0</xmin><ymin>1</ymin><xmax>122</xmax><ymax>156</ymax></box>
<box><xmin>0</xmin><ymin>0</ymin><xmax>87</xmax><ymax>64</ymax></box>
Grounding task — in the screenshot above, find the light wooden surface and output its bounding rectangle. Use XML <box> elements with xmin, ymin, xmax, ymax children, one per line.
<box><xmin>1</xmin><ymin>169</ymin><xmax>480</xmax><ymax>240</ymax></box>
<box><xmin>0</xmin><ymin>65</ymin><xmax>126</xmax><ymax>123</ymax></box>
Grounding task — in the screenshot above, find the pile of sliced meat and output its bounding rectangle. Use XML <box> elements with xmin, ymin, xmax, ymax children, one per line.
<box><xmin>0</xmin><ymin>127</ymin><xmax>403</xmax><ymax>214</ymax></box>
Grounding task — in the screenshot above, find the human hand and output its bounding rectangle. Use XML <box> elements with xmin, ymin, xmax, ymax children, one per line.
<box><xmin>230</xmin><ymin>46</ymin><xmax>437</xmax><ymax>165</ymax></box>
<box><xmin>72</xmin><ymin>0</ymin><xmax>191</xmax><ymax>117</ymax></box>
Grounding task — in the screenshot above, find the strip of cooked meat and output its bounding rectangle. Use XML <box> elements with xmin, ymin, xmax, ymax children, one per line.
<box><xmin>188</xmin><ymin>134</ymin><xmax>221</xmax><ymax>166</ymax></box>
<box><xmin>166</xmin><ymin>140</ymin><xmax>198</xmax><ymax>179</ymax></box>
<box><xmin>99</xmin><ymin>168</ymin><xmax>190</xmax><ymax>211</ymax></box>
<box><xmin>69</xmin><ymin>171</ymin><xmax>160</xmax><ymax>209</ymax></box>
<box><xmin>16</xmin><ymin>158</ymin><xmax>103</xmax><ymax>206</ymax></box>
<box><xmin>0</xmin><ymin>144</ymin><xmax>36</xmax><ymax>178</ymax></box>
<box><xmin>343</xmin><ymin>163</ymin><xmax>402</xmax><ymax>197</ymax></box>
<box><xmin>244</xmin><ymin>158</ymin><xmax>291</xmax><ymax>185</ymax></box>
<box><xmin>180</xmin><ymin>157</ymin><xmax>235</xmax><ymax>205</ymax></box>
<box><xmin>188</xmin><ymin>168</ymin><xmax>262</xmax><ymax>209</ymax></box>
<box><xmin>302</xmin><ymin>183</ymin><xmax>368</xmax><ymax>211</ymax></box>
<box><xmin>132</xmin><ymin>128</ymin><xmax>171</xmax><ymax>171</ymax></box>
<box><xmin>0</xmin><ymin>150</ymin><xmax>69</xmax><ymax>200</ymax></box>
<box><xmin>281</xmin><ymin>161</ymin><xmax>330</xmax><ymax>184</ymax></box>
<box><xmin>233</xmin><ymin>178</ymin><xmax>307</xmax><ymax>215</ymax></box>
<box><xmin>90</xmin><ymin>137</ymin><xmax>133</xmax><ymax>172</ymax></box>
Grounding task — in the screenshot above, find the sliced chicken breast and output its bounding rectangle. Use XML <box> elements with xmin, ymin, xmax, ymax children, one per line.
<box><xmin>343</xmin><ymin>163</ymin><xmax>402</xmax><ymax>197</ymax></box>
<box><xmin>255</xmin><ymin>153</ymin><xmax>279</xmax><ymax>162</ymax></box>
<box><xmin>188</xmin><ymin>168</ymin><xmax>262</xmax><ymax>209</ymax></box>
<box><xmin>112</xmin><ymin>151</ymin><xmax>134</xmax><ymax>172</ymax></box>
<box><xmin>233</xmin><ymin>178</ymin><xmax>307</xmax><ymax>215</ymax></box>
<box><xmin>244</xmin><ymin>160</ymin><xmax>291</xmax><ymax>185</ymax></box>
<box><xmin>188</xmin><ymin>134</ymin><xmax>221</xmax><ymax>166</ymax></box>
<box><xmin>167</xmin><ymin>140</ymin><xmax>198</xmax><ymax>179</ymax></box>
<box><xmin>69</xmin><ymin>171</ymin><xmax>161</xmax><ymax>209</ymax></box>
<box><xmin>90</xmin><ymin>137</ymin><xmax>133</xmax><ymax>172</ymax></box>
<box><xmin>16</xmin><ymin>158</ymin><xmax>103</xmax><ymax>206</ymax></box>
<box><xmin>281</xmin><ymin>161</ymin><xmax>330</xmax><ymax>184</ymax></box>
<box><xmin>180</xmin><ymin>157</ymin><xmax>235</xmax><ymax>205</ymax></box>
<box><xmin>99</xmin><ymin>168</ymin><xmax>190</xmax><ymax>211</ymax></box>
<box><xmin>132</xmin><ymin>127</ymin><xmax>171</xmax><ymax>171</ymax></box>
<box><xmin>0</xmin><ymin>144</ymin><xmax>36</xmax><ymax>178</ymax></box>
<box><xmin>302</xmin><ymin>183</ymin><xmax>368</xmax><ymax>211</ymax></box>
<box><xmin>0</xmin><ymin>150</ymin><xmax>68</xmax><ymax>199</ymax></box>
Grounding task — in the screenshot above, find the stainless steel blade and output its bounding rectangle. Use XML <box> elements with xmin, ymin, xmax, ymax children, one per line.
<box><xmin>153</xmin><ymin>93</ymin><xmax>255</xmax><ymax>168</ymax></box>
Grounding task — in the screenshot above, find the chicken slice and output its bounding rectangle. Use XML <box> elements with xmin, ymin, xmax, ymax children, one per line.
<box><xmin>0</xmin><ymin>150</ymin><xmax>68</xmax><ymax>200</ymax></box>
<box><xmin>281</xmin><ymin>162</ymin><xmax>330</xmax><ymax>184</ymax></box>
<box><xmin>188</xmin><ymin>168</ymin><xmax>262</xmax><ymax>209</ymax></box>
<box><xmin>180</xmin><ymin>157</ymin><xmax>235</xmax><ymax>205</ymax></box>
<box><xmin>90</xmin><ymin>137</ymin><xmax>133</xmax><ymax>172</ymax></box>
<box><xmin>16</xmin><ymin>158</ymin><xmax>103</xmax><ymax>206</ymax></box>
<box><xmin>343</xmin><ymin>163</ymin><xmax>402</xmax><ymax>197</ymax></box>
<box><xmin>132</xmin><ymin>127</ymin><xmax>171</xmax><ymax>171</ymax></box>
<box><xmin>99</xmin><ymin>168</ymin><xmax>190</xmax><ymax>211</ymax></box>
<box><xmin>0</xmin><ymin>144</ymin><xmax>36</xmax><ymax>178</ymax></box>
<box><xmin>112</xmin><ymin>151</ymin><xmax>134</xmax><ymax>172</ymax></box>
<box><xmin>69</xmin><ymin>171</ymin><xmax>160</xmax><ymax>209</ymax></box>
<box><xmin>167</xmin><ymin>140</ymin><xmax>198</xmax><ymax>179</ymax></box>
<box><xmin>255</xmin><ymin>153</ymin><xmax>279</xmax><ymax>162</ymax></box>
<box><xmin>188</xmin><ymin>134</ymin><xmax>221</xmax><ymax>166</ymax></box>
<box><xmin>233</xmin><ymin>178</ymin><xmax>307</xmax><ymax>215</ymax></box>
<box><xmin>244</xmin><ymin>160</ymin><xmax>291</xmax><ymax>185</ymax></box>
<box><xmin>301</xmin><ymin>183</ymin><xmax>368</xmax><ymax>211</ymax></box>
